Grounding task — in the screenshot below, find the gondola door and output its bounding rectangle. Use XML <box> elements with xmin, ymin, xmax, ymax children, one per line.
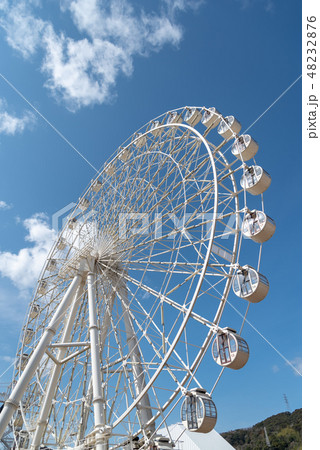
<box><xmin>218</xmin><ymin>334</ymin><xmax>231</xmax><ymax>364</ymax></box>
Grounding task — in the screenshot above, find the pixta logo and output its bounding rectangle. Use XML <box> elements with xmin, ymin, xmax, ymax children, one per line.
<box><xmin>52</xmin><ymin>202</ymin><xmax>97</xmax><ymax>233</ymax></box>
<box><xmin>52</xmin><ymin>202</ymin><xmax>77</xmax><ymax>232</ymax></box>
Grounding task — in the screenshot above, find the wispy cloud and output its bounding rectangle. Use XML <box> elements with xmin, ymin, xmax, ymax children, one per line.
<box><xmin>0</xmin><ymin>213</ymin><xmax>56</xmax><ymax>294</ymax></box>
<box><xmin>0</xmin><ymin>200</ymin><xmax>12</xmax><ymax>210</ymax></box>
<box><xmin>0</xmin><ymin>1</ymin><xmax>45</xmax><ymax>59</ymax></box>
<box><xmin>235</xmin><ymin>0</ymin><xmax>274</xmax><ymax>12</ymax></box>
<box><xmin>289</xmin><ymin>356</ymin><xmax>302</xmax><ymax>376</ymax></box>
<box><xmin>0</xmin><ymin>98</ymin><xmax>35</xmax><ymax>135</ymax></box>
<box><xmin>273</xmin><ymin>356</ymin><xmax>302</xmax><ymax>376</ymax></box>
<box><xmin>272</xmin><ymin>364</ymin><xmax>279</xmax><ymax>373</ymax></box>
<box><xmin>0</xmin><ymin>0</ymin><xmax>202</xmax><ymax>110</ymax></box>
<box><xmin>0</xmin><ymin>355</ymin><xmax>15</xmax><ymax>364</ymax></box>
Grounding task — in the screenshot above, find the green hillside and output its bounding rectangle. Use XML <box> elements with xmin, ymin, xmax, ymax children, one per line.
<box><xmin>221</xmin><ymin>409</ymin><xmax>302</xmax><ymax>449</ymax></box>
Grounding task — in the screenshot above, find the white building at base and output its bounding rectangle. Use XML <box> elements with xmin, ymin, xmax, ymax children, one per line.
<box><xmin>159</xmin><ymin>422</ymin><xmax>234</xmax><ymax>450</ymax></box>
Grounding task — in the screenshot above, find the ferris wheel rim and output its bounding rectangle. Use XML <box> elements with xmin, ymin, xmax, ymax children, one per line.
<box><xmin>106</xmin><ymin>122</ymin><xmax>220</xmax><ymax>430</ymax></box>
<box><xmin>17</xmin><ymin>118</ymin><xmax>222</xmax><ymax>439</ymax></box>
<box><xmin>8</xmin><ymin>105</ymin><xmax>267</xmax><ymax>449</ymax></box>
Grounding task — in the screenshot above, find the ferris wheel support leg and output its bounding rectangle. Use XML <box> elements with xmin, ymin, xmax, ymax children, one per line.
<box><xmin>76</xmin><ymin>292</ymin><xmax>116</xmax><ymax>445</ymax></box>
<box><xmin>87</xmin><ymin>271</ymin><xmax>108</xmax><ymax>450</ymax></box>
<box><xmin>0</xmin><ymin>273</ymin><xmax>83</xmax><ymax>440</ymax></box>
<box><xmin>117</xmin><ymin>283</ymin><xmax>155</xmax><ymax>437</ymax></box>
<box><xmin>30</xmin><ymin>280</ymin><xmax>85</xmax><ymax>450</ymax></box>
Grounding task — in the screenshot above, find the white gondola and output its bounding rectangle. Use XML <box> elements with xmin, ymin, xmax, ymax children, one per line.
<box><xmin>24</xmin><ymin>328</ymin><xmax>33</xmax><ymax>345</ymax></box>
<box><xmin>47</xmin><ymin>259</ymin><xmax>57</xmax><ymax>273</ymax></box>
<box><xmin>231</xmin><ymin>134</ymin><xmax>258</xmax><ymax>161</ymax></box>
<box><xmin>17</xmin><ymin>431</ymin><xmax>29</xmax><ymax>449</ymax></box>
<box><xmin>242</xmin><ymin>210</ymin><xmax>276</xmax><ymax>243</ymax></box>
<box><xmin>233</xmin><ymin>265</ymin><xmax>269</xmax><ymax>303</ymax></box>
<box><xmin>20</xmin><ymin>353</ymin><xmax>29</xmax><ymax>370</ymax></box>
<box><xmin>68</xmin><ymin>217</ymin><xmax>78</xmax><ymax>229</ymax></box>
<box><xmin>152</xmin><ymin>436</ymin><xmax>174</xmax><ymax>449</ymax></box>
<box><xmin>122</xmin><ymin>437</ymin><xmax>140</xmax><ymax>450</ymax></box>
<box><xmin>38</xmin><ymin>280</ymin><xmax>47</xmax><ymax>295</ymax></box>
<box><xmin>201</xmin><ymin>107</ymin><xmax>221</xmax><ymax>128</ymax></box>
<box><xmin>14</xmin><ymin>412</ymin><xmax>23</xmax><ymax>428</ymax></box>
<box><xmin>105</xmin><ymin>163</ymin><xmax>115</xmax><ymax>176</ymax></box>
<box><xmin>240</xmin><ymin>165</ymin><xmax>272</xmax><ymax>195</ymax></box>
<box><xmin>150</xmin><ymin>120</ymin><xmax>162</xmax><ymax>137</ymax></box>
<box><xmin>166</xmin><ymin>111</ymin><xmax>183</xmax><ymax>124</ymax></box>
<box><xmin>212</xmin><ymin>328</ymin><xmax>249</xmax><ymax>370</ymax></box>
<box><xmin>30</xmin><ymin>304</ymin><xmax>40</xmax><ymax>319</ymax></box>
<box><xmin>91</xmin><ymin>179</ymin><xmax>102</xmax><ymax>193</ymax></box>
<box><xmin>118</xmin><ymin>147</ymin><xmax>130</xmax><ymax>162</ymax></box>
<box><xmin>217</xmin><ymin>115</ymin><xmax>241</xmax><ymax>139</ymax></box>
<box><xmin>135</xmin><ymin>133</ymin><xmax>147</xmax><ymax>148</ymax></box>
<box><xmin>181</xmin><ymin>388</ymin><xmax>217</xmax><ymax>433</ymax></box>
<box><xmin>184</xmin><ymin>107</ymin><xmax>202</xmax><ymax>126</ymax></box>
<box><xmin>57</xmin><ymin>237</ymin><xmax>67</xmax><ymax>251</ymax></box>
<box><xmin>79</xmin><ymin>198</ymin><xmax>89</xmax><ymax>211</ymax></box>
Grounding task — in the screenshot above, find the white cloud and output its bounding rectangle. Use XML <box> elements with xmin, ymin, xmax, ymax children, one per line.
<box><xmin>0</xmin><ymin>98</ymin><xmax>35</xmax><ymax>135</ymax></box>
<box><xmin>0</xmin><ymin>1</ymin><xmax>44</xmax><ymax>58</ymax></box>
<box><xmin>0</xmin><ymin>201</ymin><xmax>12</xmax><ymax>210</ymax></box>
<box><xmin>235</xmin><ymin>0</ymin><xmax>274</xmax><ymax>11</ymax></box>
<box><xmin>0</xmin><ymin>0</ymin><xmax>201</xmax><ymax>110</ymax></box>
<box><xmin>162</xmin><ymin>0</ymin><xmax>205</xmax><ymax>15</ymax></box>
<box><xmin>0</xmin><ymin>355</ymin><xmax>14</xmax><ymax>364</ymax></box>
<box><xmin>0</xmin><ymin>213</ymin><xmax>56</xmax><ymax>293</ymax></box>
<box><xmin>42</xmin><ymin>25</ymin><xmax>131</xmax><ymax>110</ymax></box>
<box><xmin>66</xmin><ymin>0</ymin><xmax>183</xmax><ymax>49</ymax></box>
<box><xmin>0</xmin><ymin>110</ymin><xmax>35</xmax><ymax>135</ymax></box>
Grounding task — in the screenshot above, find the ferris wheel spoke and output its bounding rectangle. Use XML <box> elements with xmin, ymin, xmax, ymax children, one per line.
<box><xmin>109</xmin><ymin>277</ymin><xmax>176</xmax><ymax>364</ymax></box>
<box><xmin>124</xmin><ymin>295</ymin><xmax>191</xmax><ymax>392</ymax></box>
<box><xmin>122</xmin><ymin>259</ymin><xmax>226</xmax><ymax>278</ymax></box>
<box><xmin>115</xmin><ymin>271</ymin><xmax>215</xmax><ymax>330</ymax></box>
<box><xmin>117</xmin><ymin>180</ymin><xmax>215</xmax><ymax>248</ymax></box>
<box><xmin>101</xmin><ymin>148</ymin><xmax>177</xmax><ymax>235</ymax></box>
<box><xmin>125</xmin><ymin>285</ymin><xmax>206</xmax><ymax>390</ymax></box>
<box><xmin>118</xmin><ymin>144</ymin><xmax>200</xmax><ymax>220</ymax></box>
<box><xmin>98</xmin><ymin>167</ymin><xmax>214</xmax><ymax>255</ymax></box>
<box><xmin>110</xmin><ymin>221</ymin><xmax>206</xmax><ymax>262</ymax></box>
<box><xmin>98</xmin><ymin>282</ymin><xmax>149</xmax><ymax>433</ymax></box>
<box><xmin>111</xmin><ymin>298</ymin><xmax>198</xmax><ymax>428</ymax></box>
<box><xmin>217</xmin><ymin>162</ymin><xmax>243</xmax><ymax>184</ymax></box>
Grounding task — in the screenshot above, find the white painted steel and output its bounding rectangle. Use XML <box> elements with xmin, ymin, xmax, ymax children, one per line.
<box><xmin>0</xmin><ymin>273</ymin><xmax>82</xmax><ymax>438</ymax></box>
<box><xmin>2</xmin><ymin>106</ymin><xmax>273</xmax><ymax>449</ymax></box>
<box><xmin>116</xmin><ymin>281</ymin><xmax>155</xmax><ymax>437</ymax></box>
<box><xmin>30</xmin><ymin>280</ymin><xmax>85</xmax><ymax>449</ymax></box>
<box><xmin>87</xmin><ymin>270</ymin><xmax>108</xmax><ymax>450</ymax></box>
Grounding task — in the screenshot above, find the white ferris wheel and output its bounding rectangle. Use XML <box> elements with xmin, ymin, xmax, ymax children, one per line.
<box><xmin>0</xmin><ymin>106</ymin><xmax>275</xmax><ymax>449</ymax></box>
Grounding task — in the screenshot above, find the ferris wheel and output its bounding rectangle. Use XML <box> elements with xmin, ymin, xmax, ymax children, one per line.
<box><xmin>0</xmin><ymin>106</ymin><xmax>275</xmax><ymax>449</ymax></box>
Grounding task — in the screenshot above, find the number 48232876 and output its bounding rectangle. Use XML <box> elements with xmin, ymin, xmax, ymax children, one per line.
<box><xmin>307</xmin><ymin>16</ymin><xmax>317</xmax><ymax>79</ymax></box>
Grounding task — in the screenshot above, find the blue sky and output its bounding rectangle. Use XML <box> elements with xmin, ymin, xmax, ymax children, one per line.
<box><xmin>0</xmin><ymin>0</ymin><xmax>301</xmax><ymax>434</ymax></box>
